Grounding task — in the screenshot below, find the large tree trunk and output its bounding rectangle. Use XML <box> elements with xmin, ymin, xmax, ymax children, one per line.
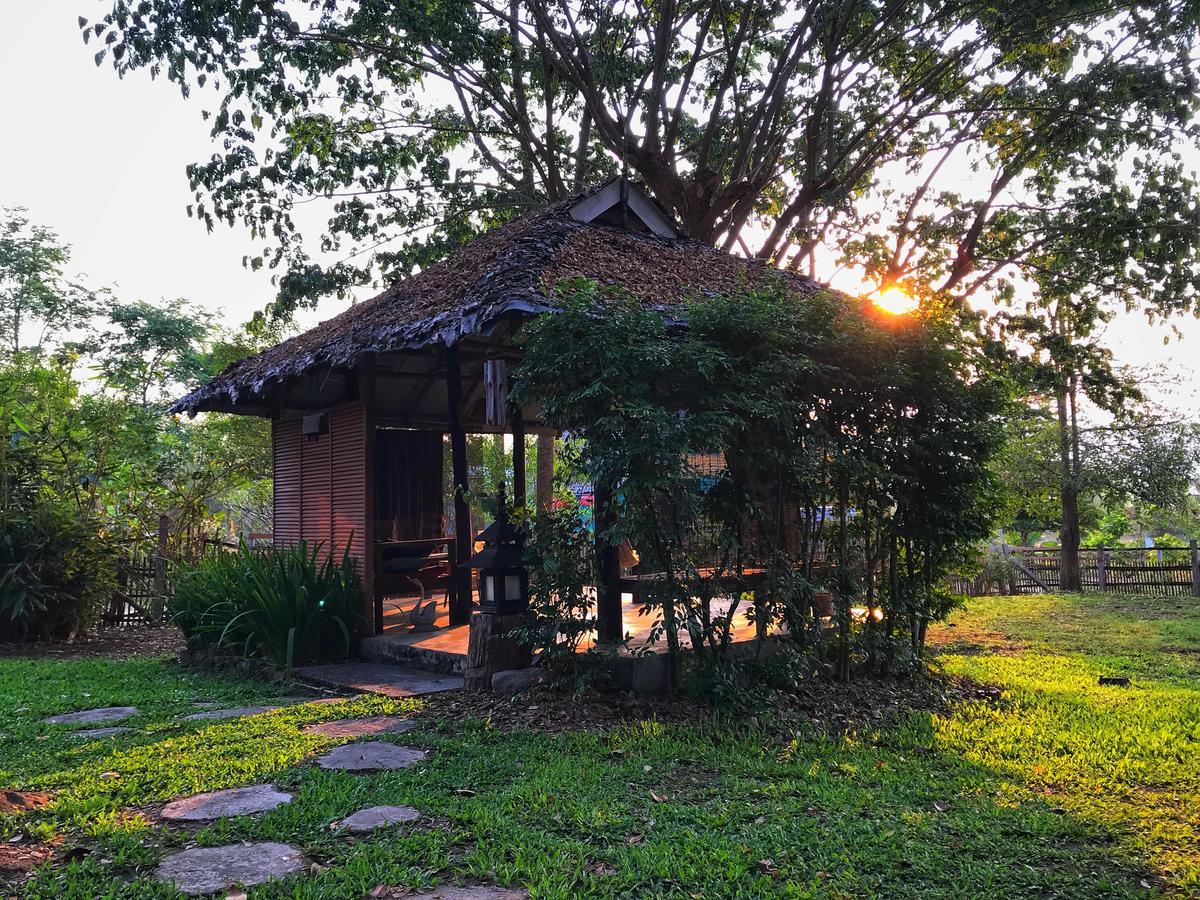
<box><xmin>1056</xmin><ymin>380</ymin><xmax>1082</xmax><ymax>591</ymax></box>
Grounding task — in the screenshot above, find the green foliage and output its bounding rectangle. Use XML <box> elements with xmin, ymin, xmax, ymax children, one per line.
<box><xmin>511</xmin><ymin>501</ymin><xmax>601</xmax><ymax>687</ymax></box>
<box><xmin>1083</xmin><ymin>509</ymin><xmax>1131</xmax><ymax>549</ymax></box>
<box><xmin>90</xmin><ymin>298</ymin><xmax>214</xmax><ymax>406</ymax></box>
<box><xmin>0</xmin><ymin>501</ymin><xmax>117</xmax><ymax>641</ymax></box>
<box><xmin>513</xmin><ymin>280</ymin><xmax>1008</xmax><ymax>684</ymax></box>
<box><xmin>0</xmin><ymin>208</ymin><xmax>96</xmax><ymax>355</ymax></box>
<box><xmin>170</xmin><ymin>541</ymin><xmax>361</xmax><ymax>669</ymax></box>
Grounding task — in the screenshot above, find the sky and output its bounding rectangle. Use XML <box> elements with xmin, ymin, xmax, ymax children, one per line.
<box><xmin>4</xmin><ymin>3</ymin><xmax>1199</xmax><ymax>416</ymax></box>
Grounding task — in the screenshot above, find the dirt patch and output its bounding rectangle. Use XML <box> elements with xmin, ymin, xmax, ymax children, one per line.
<box><xmin>0</xmin><ymin>837</ymin><xmax>59</xmax><ymax>874</ymax></box>
<box><xmin>0</xmin><ymin>626</ymin><xmax>184</xmax><ymax>660</ymax></box>
<box><xmin>417</xmin><ymin>670</ymin><xmax>1000</xmax><ymax>736</ymax></box>
<box><xmin>925</xmin><ymin>622</ymin><xmax>1028</xmax><ymax>656</ymax></box>
<box><xmin>0</xmin><ymin>790</ymin><xmax>52</xmax><ymax>815</ymax></box>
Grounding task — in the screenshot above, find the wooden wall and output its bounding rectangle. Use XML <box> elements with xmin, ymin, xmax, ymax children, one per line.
<box><xmin>272</xmin><ymin>402</ymin><xmax>368</xmax><ymax>571</ymax></box>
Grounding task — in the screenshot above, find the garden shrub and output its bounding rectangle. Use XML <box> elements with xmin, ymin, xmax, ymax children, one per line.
<box><xmin>0</xmin><ymin>501</ymin><xmax>117</xmax><ymax>641</ymax></box>
<box><xmin>170</xmin><ymin>540</ymin><xmax>361</xmax><ymax>669</ymax></box>
<box><xmin>513</xmin><ymin>279</ymin><xmax>1007</xmax><ymax>687</ymax></box>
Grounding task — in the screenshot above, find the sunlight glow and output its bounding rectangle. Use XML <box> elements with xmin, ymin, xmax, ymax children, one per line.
<box><xmin>873</xmin><ymin>285</ymin><xmax>919</xmax><ymax>316</ymax></box>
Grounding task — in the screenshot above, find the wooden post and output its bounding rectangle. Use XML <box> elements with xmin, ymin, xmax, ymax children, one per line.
<box><xmin>1191</xmin><ymin>539</ymin><xmax>1200</xmax><ymax>598</ymax></box>
<box><xmin>536</xmin><ymin>430</ymin><xmax>554</xmax><ymax>511</ymax></box>
<box><xmin>154</xmin><ymin>513</ymin><xmax>169</xmax><ymax>621</ymax></box>
<box><xmin>593</xmin><ymin>479</ymin><xmax>622</xmax><ymax>643</ymax></box>
<box><xmin>464</xmin><ymin>611</ymin><xmax>533</xmax><ymax>691</ymax></box>
<box><xmin>511</xmin><ymin>407</ymin><xmax>527</xmax><ymax>509</ymax></box>
<box><xmin>360</xmin><ymin>354</ymin><xmax>379</xmax><ymax>636</ymax></box>
<box><xmin>446</xmin><ymin>345</ymin><xmax>473</xmax><ymax>626</ymax></box>
<box><xmin>1097</xmin><ymin>548</ymin><xmax>1107</xmax><ymax>592</ymax></box>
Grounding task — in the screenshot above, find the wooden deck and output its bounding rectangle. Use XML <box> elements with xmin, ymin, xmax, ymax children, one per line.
<box><xmin>364</xmin><ymin>591</ymin><xmax>781</xmax><ymax>673</ymax></box>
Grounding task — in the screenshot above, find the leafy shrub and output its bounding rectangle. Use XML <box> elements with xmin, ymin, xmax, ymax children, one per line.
<box><xmin>511</xmin><ymin>503</ymin><xmax>603</xmax><ymax>688</ymax></box>
<box><xmin>171</xmin><ymin>540</ymin><xmax>361</xmax><ymax>669</ymax></box>
<box><xmin>0</xmin><ymin>502</ymin><xmax>117</xmax><ymax>641</ymax></box>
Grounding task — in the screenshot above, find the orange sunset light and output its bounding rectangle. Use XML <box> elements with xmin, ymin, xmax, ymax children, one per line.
<box><xmin>873</xmin><ymin>285</ymin><xmax>919</xmax><ymax>316</ymax></box>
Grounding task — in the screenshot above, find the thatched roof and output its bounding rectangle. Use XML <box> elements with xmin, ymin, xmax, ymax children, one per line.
<box><xmin>172</xmin><ymin>180</ymin><xmax>823</xmax><ymax>416</ymax></box>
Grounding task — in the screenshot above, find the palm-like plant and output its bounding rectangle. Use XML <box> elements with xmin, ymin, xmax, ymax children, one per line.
<box><xmin>171</xmin><ymin>540</ymin><xmax>360</xmax><ymax>670</ymax></box>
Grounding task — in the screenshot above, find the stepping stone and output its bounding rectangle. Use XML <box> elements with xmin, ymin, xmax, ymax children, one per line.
<box><xmin>296</xmin><ymin>662</ymin><xmax>462</xmax><ymax>698</ymax></box>
<box><xmin>340</xmin><ymin>805</ymin><xmax>421</xmax><ymax>832</ymax></box>
<box><xmin>302</xmin><ymin>716</ymin><xmax>415</xmax><ymax>738</ymax></box>
<box><xmin>316</xmin><ymin>742</ymin><xmax>426</xmax><ymax>772</ymax></box>
<box><xmin>71</xmin><ymin>727</ymin><xmax>133</xmax><ymax>739</ymax></box>
<box><xmin>154</xmin><ymin>841</ymin><xmax>304</xmax><ymax>895</ymax></box>
<box><xmin>42</xmin><ymin>706</ymin><xmax>138</xmax><ymax>726</ymax></box>
<box><xmin>181</xmin><ymin>705</ymin><xmax>280</xmax><ymax>721</ymax></box>
<box><xmin>403</xmin><ymin>888</ymin><xmax>528</xmax><ymax>900</ymax></box>
<box><xmin>161</xmin><ymin>784</ymin><xmax>292</xmax><ymax>821</ymax></box>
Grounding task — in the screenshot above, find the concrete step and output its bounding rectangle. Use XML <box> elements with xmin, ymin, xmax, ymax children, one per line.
<box><xmin>360</xmin><ymin>633</ymin><xmax>468</xmax><ymax>675</ymax></box>
<box><xmin>295</xmin><ymin>661</ymin><xmax>463</xmax><ymax>697</ymax></box>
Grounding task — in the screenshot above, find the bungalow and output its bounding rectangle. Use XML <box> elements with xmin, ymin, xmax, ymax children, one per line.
<box><xmin>172</xmin><ymin>178</ymin><xmax>822</xmax><ymax>653</ymax></box>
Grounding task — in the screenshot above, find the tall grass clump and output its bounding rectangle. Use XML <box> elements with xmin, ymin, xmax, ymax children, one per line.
<box><xmin>170</xmin><ymin>540</ymin><xmax>360</xmax><ymax>669</ymax></box>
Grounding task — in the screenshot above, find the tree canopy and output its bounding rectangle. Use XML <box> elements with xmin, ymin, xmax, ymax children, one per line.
<box><xmin>87</xmin><ymin>0</ymin><xmax>1200</xmax><ymax>320</ymax></box>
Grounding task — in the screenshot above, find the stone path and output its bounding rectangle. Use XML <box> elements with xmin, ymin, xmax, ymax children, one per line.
<box><xmin>316</xmin><ymin>742</ymin><xmax>427</xmax><ymax>772</ymax></box>
<box><xmin>161</xmin><ymin>784</ymin><xmax>292</xmax><ymax>821</ymax></box>
<box><xmin>296</xmin><ymin>662</ymin><xmax>463</xmax><ymax>698</ymax></box>
<box><xmin>340</xmin><ymin>804</ymin><xmax>421</xmax><ymax>831</ymax></box>
<box><xmin>70</xmin><ymin>726</ymin><xmax>133</xmax><ymax>739</ymax></box>
<box><xmin>302</xmin><ymin>716</ymin><xmax>415</xmax><ymax>738</ymax></box>
<box><xmin>154</xmin><ymin>842</ymin><xmax>305</xmax><ymax>895</ymax></box>
<box><xmin>42</xmin><ymin>706</ymin><xmax>138</xmax><ymax>726</ymax></box>
<box><xmin>145</xmin><ymin>706</ymin><xmax>443</xmax><ymax>895</ymax></box>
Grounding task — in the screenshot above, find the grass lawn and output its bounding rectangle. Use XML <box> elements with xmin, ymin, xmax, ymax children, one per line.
<box><xmin>1</xmin><ymin>592</ymin><xmax>1196</xmax><ymax>898</ymax></box>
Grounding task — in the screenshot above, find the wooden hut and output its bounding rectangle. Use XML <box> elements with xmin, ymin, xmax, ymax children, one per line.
<box><xmin>171</xmin><ymin>178</ymin><xmax>823</xmax><ymax>649</ymax></box>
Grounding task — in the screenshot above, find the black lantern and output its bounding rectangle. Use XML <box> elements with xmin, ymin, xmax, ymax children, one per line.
<box><xmin>461</xmin><ymin>482</ymin><xmax>529</xmax><ymax>615</ymax></box>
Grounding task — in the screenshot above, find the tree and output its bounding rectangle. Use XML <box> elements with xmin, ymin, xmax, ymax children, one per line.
<box><xmin>0</xmin><ymin>209</ymin><xmax>96</xmax><ymax>355</ymax></box>
<box><xmin>92</xmin><ymin>298</ymin><xmax>214</xmax><ymax>406</ymax></box>
<box><xmin>86</xmin><ymin>0</ymin><xmax>1200</xmax><ymax>318</ymax></box>
<box><xmin>992</xmin><ymin>164</ymin><xmax>1200</xmax><ymax>587</ymax></box>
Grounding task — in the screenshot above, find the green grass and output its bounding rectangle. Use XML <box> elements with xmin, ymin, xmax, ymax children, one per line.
<box><xmin>2</xmin><ymin>592</ymin><xmax>1197</xmax><ymax>898</ymax></box>
<box><xmin>930</xmin><ymin>594</ymin><xmax>1200</xmax><ymax>892</ymax></box>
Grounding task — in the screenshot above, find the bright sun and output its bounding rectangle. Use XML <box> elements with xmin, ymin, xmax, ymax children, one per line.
<box><xmin>873</xmin><ymin>285</ymin><xmax>919</xmax><ymax>316</ymax></box>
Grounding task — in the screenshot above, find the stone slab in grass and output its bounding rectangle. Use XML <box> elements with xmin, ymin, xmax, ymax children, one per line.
<box><xmin>161</xmin><ymin>784</ymin><xmax>292</xmax><ymax>821</ymax></box>
<box><xmin>303</xmin><ymin>716</ymin><xmax>415</xmax><ymax>738</ymax></box>
<box><xmin>42</xmin><ymin>706</ymin><xmax>138</xmax><ymax>726</ymax></box>
<box><xmin>154</xmin><ymin>841</ymin><xmax>304</xmax><ymax>895</ymax></box>
<box><xmin>316</xmin><ymin>742</ymin><xmax>426</xmax><ymax>772</ymax></box>
<box><xmin>340</xmin><ymin>805</ymin><xmax>421</xmax><ymax>832</ymax></box>
<box><xmin>71</xmin><ymin>727</ymin><xmax>134</xmax><ymax>739</ymax></box>
<box><xmin>398</xmin><ymin>887</ymin><xmax>528</xmax><ymax>899</ymax></box>
<box><xmin>181</xmin><ymin>705</ymin><xmax>281</xmax><ymax>721</ymax></box>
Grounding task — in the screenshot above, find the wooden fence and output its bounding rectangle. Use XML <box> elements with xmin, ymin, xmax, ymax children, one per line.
<box><xmin>953</xmin><ymin>542</ymin><xmax>1200</xmax><ymax>598</ymax></box>
<box><xmin>101</xmin><ymin>519</ymin><xmax>270</xmax><ymax>627</ymax></box>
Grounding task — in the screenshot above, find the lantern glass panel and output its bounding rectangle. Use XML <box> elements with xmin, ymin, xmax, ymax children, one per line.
<box><xmin>504</xmin><ymin>574</ymin><xmax>521</xmax><ymax>601</ymax></box>
<box><xmin>483</xmin><ymin>575</ymin><xmax>495</xmax><ymax>607</ymax></box>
